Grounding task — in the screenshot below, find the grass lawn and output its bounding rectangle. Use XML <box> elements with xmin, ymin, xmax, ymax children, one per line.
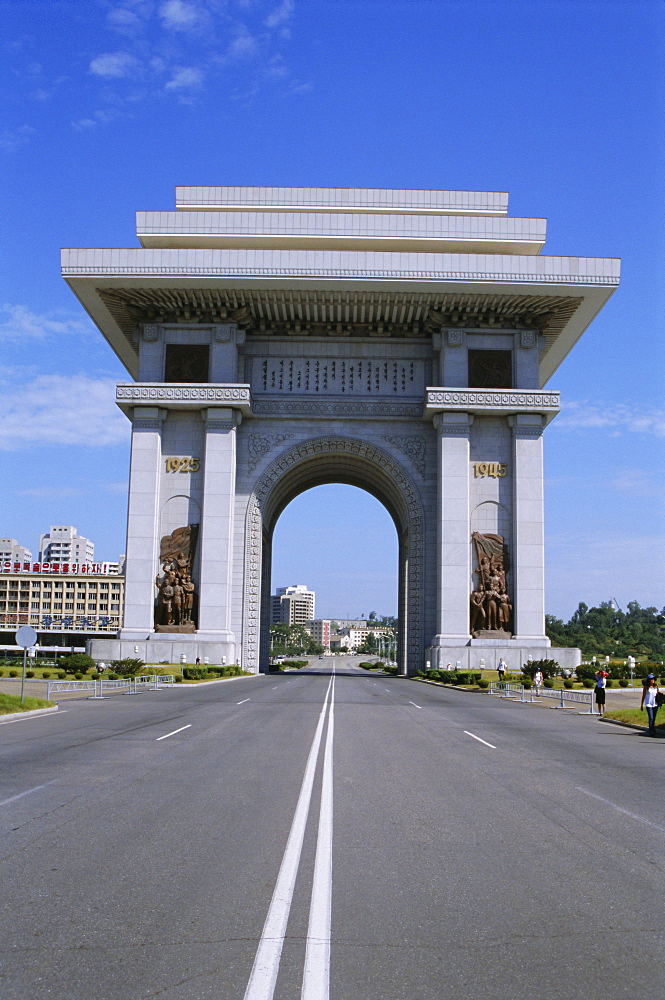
<box><xmin>0</xmin><ymin>692</ymin><xmax>55</xmax><ymax>715</ymax></box>
<box><xmin>604</xmin><ymin>707</ymin><xmax>665</xmax><ymax>732</ymax></box>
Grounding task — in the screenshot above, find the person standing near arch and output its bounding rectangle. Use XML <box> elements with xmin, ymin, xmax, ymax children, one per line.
<box><xmin>640</xmin><ymin>674</ymin><xmax>661</xmax><ymax>736</ymax></box>
<box><xmin>594</xmin><ymin>667</ymin><xmax>608</xmax><ymax>717</ymax></box>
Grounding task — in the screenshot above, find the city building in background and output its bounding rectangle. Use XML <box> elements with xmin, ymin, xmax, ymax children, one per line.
<box><xmin>0</xmin><ymin>564</ymin><xmax>124</xmax><ymax>649</ymax></box>
<box><xmin>303</xmin><ymin>619</ymin><xmax>332</xmax><ymax>648</ymax></box>
<box><xmin>332</xmin><ymin>625</ymin><xmax>394</xmax><ymax>652</ymax></box>
<box><xmin>271</xmin><ymin>585</ymin><xmax>316</xmax><ymax>626</ymax></box>
<box><xmin>39</xmin><ymin>526</ymin><xmax>95</xmax><ymax>565</ymax></box>
<box><xmin>0</xmin><ymin>539</ymin><xmax>32</xmax><ymax>564</ymax></box>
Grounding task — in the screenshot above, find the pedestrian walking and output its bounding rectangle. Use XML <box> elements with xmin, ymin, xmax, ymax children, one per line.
<box><xmin>497</xmin><ymin>657</ymin><xmax>507</xmax><ymax>682</ymax></box>
<box><xmin>594</xmin><ymin>668</ymin><xmax>608</xmax><ymax>717</ymax></box>
<box><xmin>640</xmin><ymin>674</ymin><xmax>661</xmax><ymax>736</ymax></box>
<box><xmin>533</xmin><ymin>666</ymin><xmax>543</xmax><ymax>696</ymax></box>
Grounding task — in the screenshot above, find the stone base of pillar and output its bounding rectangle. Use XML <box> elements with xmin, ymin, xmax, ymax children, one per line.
<box><xmin>88</xmin><ymin>634</ymin><xmax>246</xmax><ymax>671</ymax></box>
<box><xmin>429</xmin><ymin>633</ymin><xmax>472</xmax><ymax>647</ymax></box>
<box><xmin>424</xmin><ymin>643</ymin><xmax>581</xmax><ymax>674</ymax></box>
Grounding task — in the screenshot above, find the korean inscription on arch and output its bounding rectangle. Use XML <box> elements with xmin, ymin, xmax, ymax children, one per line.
<box><xmin>255</xmin><ymin>358</ymin><xmax>423</xmax><ymax>396</ymax></box>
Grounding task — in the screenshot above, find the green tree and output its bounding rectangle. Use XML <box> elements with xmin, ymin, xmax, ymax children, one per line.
<box><xmin>357</xmin><ymin>632</ymin><xmax>378</xmax><ymax>654</ymax></box>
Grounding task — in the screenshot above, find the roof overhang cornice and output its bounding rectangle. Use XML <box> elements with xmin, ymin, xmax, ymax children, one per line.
<box><xmin>62</xmin><ymin>247</ymin><xmax>619</xmax><ymax>384</ymax></box>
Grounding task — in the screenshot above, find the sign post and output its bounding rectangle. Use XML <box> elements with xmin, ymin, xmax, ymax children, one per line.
<box><xmin>15</xmin><ymin>625</ymin><xmax>38</xmax><ymax>704</ymax></box>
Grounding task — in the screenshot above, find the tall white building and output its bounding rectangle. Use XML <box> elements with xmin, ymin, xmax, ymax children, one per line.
<box><xmin>0</xmin><ymin>539</ymin><xmax>32</xmax><ymax>564</ymax></box>
<box><xmin>39</xmin><ymin>526</ymin><xmax>94</xmax><ymax>565</ymax></box>
<box><xmin>271</xmin><ymin>585</ymin><xmax>315</xmax><ymax>626</ymax></box>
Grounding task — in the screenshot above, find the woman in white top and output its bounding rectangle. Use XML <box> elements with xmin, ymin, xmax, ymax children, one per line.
<box><xmin>533</xmin><ymin>668</ymin><xmax>543</xmax><ymax>696</ymax></box>
<box><xmin>640</xmin><ymin>674</ymin><xmax>661</xmax><ymax>735</ymax></box>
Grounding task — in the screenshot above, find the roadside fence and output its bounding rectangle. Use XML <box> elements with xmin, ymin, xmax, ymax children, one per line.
<box><xmin>46</xmin><ymin>675</ymin><xmax>175</xmax><ymax>700</ymax></box>
<box><xmin>489</xmin><ymin>681</ymin><xmax>595</xmax><ymax>714</ymax></box>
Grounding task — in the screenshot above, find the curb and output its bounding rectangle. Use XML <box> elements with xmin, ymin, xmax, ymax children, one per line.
<box><xmin>176</xmin><ymin>673</ymin><xmax>260</xmax><ymax>688</ymax></box>
<box><xmin>0</xmin><ymin>705</ymin><xmax>59</xmax><ymax>724</ymax></box>
<box><xmin>599</xmin><ymin>717</ymin><xmax>664</xmax><ymax>735</ymax></box>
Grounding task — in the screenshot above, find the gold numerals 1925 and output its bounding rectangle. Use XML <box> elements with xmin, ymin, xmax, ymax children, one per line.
<box><xmin>164</xmin><ymin>457</ymin><xmax>200</xmax><ymax>473</ymax></box>
<box><xmin>473</xmin><ymin>462</ymin><xmax>507</xmax><ymax>478</ymax></box>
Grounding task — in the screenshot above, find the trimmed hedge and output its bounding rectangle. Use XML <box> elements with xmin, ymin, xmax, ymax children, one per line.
<box><xmin>182</xmin><ymin>664</ymin><xmax>246</xmax><ymax>680</ymax></box>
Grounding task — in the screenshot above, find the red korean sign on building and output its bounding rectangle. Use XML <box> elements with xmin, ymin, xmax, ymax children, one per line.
<box><xmin>1</xmin><ymin>562</ymin><xmax>120</xmax><ymax>575</ymax></box>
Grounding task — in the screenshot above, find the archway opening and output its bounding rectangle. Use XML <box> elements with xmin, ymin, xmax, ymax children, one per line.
<box><xmin>243</xmin><ymin>436</ymin><xmax>425</xmax><ymax>676</ymax></box>
<box><xmin>270</xmin><ymin>484</ymin><xmax>398</xmax><ymax>663</ymax></box>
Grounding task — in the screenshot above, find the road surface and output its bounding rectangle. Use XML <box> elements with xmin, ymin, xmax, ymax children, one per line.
<box><xmin>1</xmin><ymin>658</ymin><xmax>662</xmax><ymax>999</ymax></box>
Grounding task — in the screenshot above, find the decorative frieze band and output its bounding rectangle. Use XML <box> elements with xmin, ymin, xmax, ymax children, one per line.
<box><xmin>425</xmin><ymin>387</ymin><xmax>560</xmax><ymax>425</ymax></box>
<box><xmin>64</xmin><ymin>263</ymin><xmax>619</xmax><ymax>286</ymax></box>
<box><xmin>251</xmin><ymin>400</ymin><xmax>422</xmax><ymax>418</ymax></box>
<box><xmin>132</xmin><ymin>419</ymin><xmax>164</xmax><ymax>431</ymax></box>
<box><xmin>116</xmin><ymin>383</ymin><xmax>252</xmax><ymax>416</ymax></box>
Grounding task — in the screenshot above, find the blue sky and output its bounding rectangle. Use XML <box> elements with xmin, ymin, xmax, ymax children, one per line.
<box><xmin>1</xmin><ymin>0</ymin><xmax>663</xmax><ymax>621</ymax></box>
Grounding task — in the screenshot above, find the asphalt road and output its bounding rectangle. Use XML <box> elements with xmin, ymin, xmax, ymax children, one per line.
<box><xmin>1</xmin><ymin>659</ymin><xmax>663</xmax><ymax>1000</ymax></box>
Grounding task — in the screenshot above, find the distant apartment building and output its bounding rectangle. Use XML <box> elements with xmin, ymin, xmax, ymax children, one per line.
<box><xmin>271</xmin><ymin>585</ymin><xmax>315</xmax><ymax>626</ymax></box>
<box><xmin>331</xmin><ymin>618</ymin><xmax>373</xmax><ymax>630</ymax></box>
<box><xmin>39</xmin><ymin>526</ymin><xmax>94</xmax><ymax>565</ymax></box>
<box><xmin>304</xmin><ymin>619</ymin><xmax>332</xmax><ymax>647</ymax></box>
<box><xmin>335</xmin><ymin>626</ymin><xmax>393</xmax><ymax>651</ymax></box>
<box><xmin>0</xmin><ymin>538</ymin><xmax>32</xmax><ymax>564</ymax></box>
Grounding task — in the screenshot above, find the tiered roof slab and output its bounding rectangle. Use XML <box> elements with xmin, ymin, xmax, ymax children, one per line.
<box><xmin>62</xmin><ymin>187</ymin><xmax>620</xmax><ymax>384</ymax></box>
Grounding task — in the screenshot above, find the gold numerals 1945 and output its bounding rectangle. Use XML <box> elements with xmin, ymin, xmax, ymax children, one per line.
<box><xmin>473</xmin><ymin>462</ymin><xmax>507</xmax><ymax>478</ymax></box>
<box><xmin>165</xmin><ymin>457</ymin><xmax>200</xmax><ymax>473</ymax></box>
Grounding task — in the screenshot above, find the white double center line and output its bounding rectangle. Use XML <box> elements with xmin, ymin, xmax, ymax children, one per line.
<box><xmin>302</xmin><ymin>674</ymin><xmax>335</xmax><ymax>999</ymax></box>
<box><xmin>244</xmin><ymin>671</ymin><xmax>335</xmax><ymax>1000</ymax></box>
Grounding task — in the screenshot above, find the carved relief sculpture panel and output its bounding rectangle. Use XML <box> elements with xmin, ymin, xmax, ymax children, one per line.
<box><xmin>470</xmin><ymin>531</ymin><xmax>512</xmax><ymax>636</ymax></box>
<box><xmin>155</xmin><ymin>524</ymin><xmax>199</xmax><ymax>632</ymax></box>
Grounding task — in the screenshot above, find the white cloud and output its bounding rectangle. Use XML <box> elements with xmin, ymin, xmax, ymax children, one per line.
<box><xmin>610</xmin><ymin>468</ymin><xmax>662</xmax><ymax>498</ymax></box>
<box><xmin>160</xmin><ymin>0</ymin><xmax>203</xmax><ymax>31</ymax></box>
<box><xmin>556</xmin><ymin>400</ymin><xmax>665</xmax><ymax>437</ymax></box>
<box><xmin>18</xmin><ymin>486</ymin><xmax>85</xmax><ymax>499</ymax></box>
<box><xmin>0</xmin><ymin>375</ymin><xmax>128</xmax><ymax>451</ymax></box>
<box><xmin>72</xmin><ymin>117</ymin><xmax>99</xmax><ymax>131</ymax></box>
<box><xmin>165</xmin><ymin>66</ymin><xmax>204</xmax><ymax>89</ymax></box>
<box><xmin>0</xmin><ymin>305</ymin><xmax>90</xmax><ymax>341</ymax></box>
<box><xmin>264</xmin><ymin>0</ymin><xmax>294</xmax><ymax>29</ymax></box>
<box><xmin>228</xmin><ymin>31</ymin><xmax>259</xmax><ymax>59</ymax></box>
<box><xmin>107</xmin><ymin>7</ymin><xmax>143</xmax><ymax>32</ymax></box>
<box><xmin>0</xmin><ymin>124</ymin><xmax>37</xmax><ymax>153</ymax></box>
<box><xmin>89</xmin><ymin>51</ymin><xmax>141</xmax><ymax>79</ymax></box>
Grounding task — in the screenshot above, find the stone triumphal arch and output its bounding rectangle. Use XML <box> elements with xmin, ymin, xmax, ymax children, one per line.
<box><xmin>63</xmin><ymin>186</ymin><xmax>619</xmax><ymax>673</ymax></box>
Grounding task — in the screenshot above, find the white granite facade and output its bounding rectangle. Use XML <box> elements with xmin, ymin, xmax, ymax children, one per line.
<box><xmin>62</xmin><ymin>187</ymin><xmax>620</xmax><ymax>673</ymax></box>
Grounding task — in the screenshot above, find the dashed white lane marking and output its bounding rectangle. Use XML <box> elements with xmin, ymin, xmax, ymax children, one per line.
<box><xmin>0</xmin><ymin>779</ymin><xmax>58</xmax><ymax>808</ymax></box>
<box><xmin>243</xmin><ymin>674</ymin><xmax>334</xmax><ymax>1000</ymax></box>
<box><xmin>156</xmin><ymin>724</ymin><xmax>192</xmax><ymax>741</ymax></box>
<box><xmin>576</xmin><ymin>787</ymin><xmax>665</xmax><ymax>833</ymax></box>
<box><xmin>408</xmin><ymin>701</ymin><xmax>422</xmax><ymax>710</ymax></box>
<box><xmin>463</xmin><ymin>730</ymin><xmax>496</xmax><ymax>749</ymax></box>
<box><xmin>302</xmin><ymin>673</ymin><xmax>335</xmax><ymax>1000</ymax></box>
<box><xmin>237</xmin><ymin>698</ymin><xmax>251</xmax><ymax>705</ymax></box>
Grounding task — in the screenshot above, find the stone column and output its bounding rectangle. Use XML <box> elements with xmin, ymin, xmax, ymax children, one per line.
<box><xmin>210</xmin><ymin>324</ymin><xmax>246</xmax><ymax>382</ymax></box>
<box><xmin>509</xmin><ymin>414</ymin><xmax>549</xmax><ymax>643</ymax></box>
<box><xmin>119</xmin><ymin>407</ymin><xmax>166</xmax><ymax>637</ymax></box>
<box><xmin>431</xmin><ymin>411</ymin><xmax>474</xmax><ymax>647</ymax></box>
<box><xmin>196</xmin><ymin>406</ymin><xmax>241</xmax><ymax>640</ymax></box>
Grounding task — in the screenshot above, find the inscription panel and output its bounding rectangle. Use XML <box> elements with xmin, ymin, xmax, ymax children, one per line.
<box><xmin>250</xmin><ymin>358</ymin><xmax>426</xmax><ymax>397</ymax></box>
